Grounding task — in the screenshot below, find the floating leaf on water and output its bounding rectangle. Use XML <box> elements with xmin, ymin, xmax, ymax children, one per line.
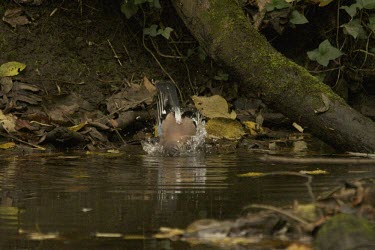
<box><xmin>154</xmin><ymin>227</ymin><xmax>184</xmax><ymax>239</ymax></box>
<box><xmin>238</xmin><ymin>172</ymin><xmax>265</xmax><ymax>177</ymax></box>
<box><xmin>28</xmin><ymin>232</ymin><xmax>60</xmax><ymax>240</ymax></box>
<box><xmin>0</xmin><ymin>62</ymin><xmax>26</xmax><ymax>77</ymax></box>
<box><xmin>192</xmin><ymin>95</ymin><xmax>236</xmax><ymax>119</ymax></box>
<box><xmin>299</xmin><ymin>169</ymin><xmax>329</xmax><ymax>175</ymax></box>
<box><xmin>123</xmin><ymin>234</ymin><xmax>147</xmax><ymax>240</ymax></box>
<box><xmin>94</xmin><ymin>232</ymin><xmax>123</xmax><ymax>238</ymax></box>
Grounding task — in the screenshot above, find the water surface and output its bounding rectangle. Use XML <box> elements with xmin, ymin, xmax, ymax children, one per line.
<box><xmin>0</xmin><ymin>146</ymin><xmax>374</xmax><ymax>249</ymax></box>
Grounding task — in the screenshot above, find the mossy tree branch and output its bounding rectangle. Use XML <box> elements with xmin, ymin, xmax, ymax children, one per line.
<box><xmin>171</xmin><ymin>0</ymin><xmax>375</xmax><ymax>153</ymax></box>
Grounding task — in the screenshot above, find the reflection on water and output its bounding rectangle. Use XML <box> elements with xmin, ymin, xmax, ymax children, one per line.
<box><xmin>0</xmin><ymin>148</ymin><xmax>374</xmax><ymax>249</ymax></box>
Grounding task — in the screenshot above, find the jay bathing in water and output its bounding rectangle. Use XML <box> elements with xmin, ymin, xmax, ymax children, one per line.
<box><xmin>156</xmin><ymin>81</ymin><xmax>196</xmax><ymax>152</ymax></box>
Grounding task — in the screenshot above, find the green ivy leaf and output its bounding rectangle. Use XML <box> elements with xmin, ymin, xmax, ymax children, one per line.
<box><xmin>340</xmin><ymin>4</ymin><xmax>359</xmax><ymax>18</ymax></box>
<box><xmin>143</xmin><ymin>24</ymin><xmax>158</xmax><ymax>37</ymax></box>
<box><xmin>341</xmin><ymin>19</ymin><xmax>367</xmax><ymax>39</ymax></box>
<box><xmin>134</xmin><ymin>0</ymin><xmax>148</xmax><ymax>4</ymax></box>
<box><xmin>369</xmin><ymin>14</ymin><xmax>375</xmax><ymax>32</ymax></box>
<box><xmin>357</xmin><ymin>0</ymin><xmax>375</xmax><ymax>9</ymax></box>
<box><xmin>290</xmin><ymin>10</ymin><xmax>309</xmax><ymax>24</ymax></box>
<box><xmin>214</xmin><ymin>72</ymin><xmax>229</xmax><ymax>81</ymax></box>
<box><xmin>153</xmin><ymin>0</ymin><xmax>161</xmax><ymax>8</ymax></box>
<box><xmin>197</xmin><ymin>47</ymin><xmax>207</xmax><ymax>61</ymax></box>
<box><xmin>265</xmin><ymin>0</ymin><xmax>290</xmax><ymax>12</ymax></box>
<box><xmin>121</xmin><ymin>1</ymin><xmax>139</xmax><ymax>19</ymax></box>
<box><xmin>307</xmin><ymin>40</ymin><xmax>343</xmax><ymax>67</ymax></box>
<box><xmin>157</xmin><ymin>27</ymin><xmax>173</xmax><ymax>39</ymax></box>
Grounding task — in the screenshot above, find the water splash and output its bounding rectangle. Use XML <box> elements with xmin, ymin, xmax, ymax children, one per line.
<box><xmin>142</xmin><ymin>115</ymin><xmax>206</xmax><ymax>156</ymax></box>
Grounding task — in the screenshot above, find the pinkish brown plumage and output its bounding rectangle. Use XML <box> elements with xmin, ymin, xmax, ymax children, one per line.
<box><xmin>160</xmin><ymin>113</ymin><xmax>196</xmax><ymax>151</ymax></box>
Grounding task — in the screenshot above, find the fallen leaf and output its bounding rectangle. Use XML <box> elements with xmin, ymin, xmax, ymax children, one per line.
<box><xmin>94</xmin><ymin>232</ymin><xmax>123</xmax><ymax>238</ymax></box>
<box><xmin>238</xmin><ymin>172</ymin><xmax>265</xmax><ymax>177</ymax></box>
<box><xmin>0</xmin><ymin>110</ymin><xmax>17</xmax><ymax>132</ymax></box>
<box><xmin>0</xmin><ymin>142</ymin><xmax>16</xmax><ymax>149</ymax></box>
<box><xmin>0</xmin><ymin>62</ymin><xmax>26</xmax><ymax>77</ymax></box>
<box><xmin>106</xmin><ymin>78</ymin><xmax>156</xmax><ymax>114</ymax></box>
<box><xmin>314</xmin><ymin>93</ymin><xmax>331</xmax><ymax>114</ymax></box>
<box><xmin>0</xmin><ymin>77</ymin><xmax>13</xmax><ymax>94</ymax></box>
<box><xmin>299</xmin><ymin>169</ymin><xmax>329</xmax><ymax>175</ymax></box>
<box><xmin>206</xmin><ymin>118</ymin><xmax>245</xmax><ymax>139</ymax></box>
<box><xmin>292</xmin><ymin>122</ymin><xmax>304</xmax><ymax>133</ymax></box>
<box><xmin>154</xmin><ymin>227</ymin><xmax>184</xmax><ymax>239</ymax></box>
<box><xmin>243</xmin><ymin>121</ymin><xmax>264</xmax><ymax>135</ymax></box>
<box><xmin>2</xmin><ymin>8</ymin><xmax>30</xmax><ymax>28</ymax></box>
<box><xmin>28</xmin><ymin>232</ymin><xmax>60</xmax><ymax>240</ymax></box>
<box><xmin>68</xmin><ymin>121</ymin><xmax>87</xmax><ymax>132</ymax></box>
<box><xmin>192</xmin><ymin>95</ymin><xmax>236</xmax><ymax>119</ymax></box>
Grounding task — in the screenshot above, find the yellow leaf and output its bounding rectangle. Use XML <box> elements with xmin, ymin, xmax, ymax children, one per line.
<box><xmin>192</xmin><ymin>95</ymin><xmax>236</xmax><ymax>119</ymax></box>
<box><xmin>238</xmin><ymin>172</ymin><xmax>265</xmax><ymax>177</ymax></box>
<box><xmin>292</xmin><ymin>122</ymin><xmax>304</xmax><ymax>133</ymax></box>
<box><xmin>0</xmin><ymin>61</ymin><xmax>26</xmax><ymax>77</ymax></box>
<box><xmin>68</xmin><ymin>121</ymin><xmax>87</xmax><ymax>132</ymax></box>
<box><xmin>123</xmin><ymin>234</ymin><xmax>146</xmax><ymax>240</ymax></box>
<box><xmin>0</xmin><ymin>142</ymin><xmax>16</xmax><ymax>149</ymax></box>
<box><xmin>299</xmin><ymin>169</ymin><xmax>329</xmax><ymax>175</ymax></box>
<box><xmin>243</xmin><ymin>121</ymin><xmax>264</xmax><ymax>135</ymax></box>
<box><xmin>206</xmin><ymin>118</ymin><xmax>245</xmax><ymax>139</ymax></box>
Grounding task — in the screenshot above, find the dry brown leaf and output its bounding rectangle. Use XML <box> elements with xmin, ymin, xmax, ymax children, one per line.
<box><xmin>0</xmin><ymin>110</ymin><xmax>17</xmax><ymax>132</ymax></box>
<box><xmin>0</xmin><ymin>77</ymin><xmax>13</xmax><ymax>94</ymax></box>
<box><xmin>192</xmin><ymin>95</ymin><xmax>236</xmax><ymax>120</ymax></box>
<box><xmin>3</xmin><ymin>8</ymin><xmax>30</xmax><ymax>28</ymax></box>
<box><xmin>106</xmin><ymin>78</ymin><xmax>156</xmax><ymax>114</ymax></box>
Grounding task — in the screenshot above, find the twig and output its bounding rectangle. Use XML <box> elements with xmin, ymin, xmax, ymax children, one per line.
<box><xmin>113</xmin><ymin>129</ymin><xmax>126</xmax><ymax>145</ymax></box>
<box><xmin>141</xmin><ymin>8</ymin><xmax>183</xmax><ymax>102</ymax></box>
<box><xmin>243</xmin><ymin>171</ymin><xmax>316</xmax><ymax>204</ymax></box>
<box><xmin>107</xmin><ymin>39</ymin><xmax>123</xmax><ymax>66</ymax></box>
<box><xmin>309</xmin><ymin>67</ymin><xmax>341</xmax><ymax>73</ymax></box>
<box><xmin>13</xmin><ymin>77</ymin><xmax>84</xmax><ymax>85</ymax></box>
<box><xmin>0</xmin><ymin>132</ymin><xmax>46</xmax><ymax>150</ymax></box>
<box><xmin>246</xmin><ymin>204</ymin><xmax>310</xmax><ymax>225</ymax></box>
<box><xmin>260</xmin><ymin>155</ymin><xmax>375</xmax><ymax>164</ymax></box>
<box><xmin>122</xmin><ymin>43</ymin><xmax>133</xmax><ymax>63</ymax></box>
<box><xmin>151</xmin><ymin>39</ymin><xmax>185</xmax><ymax>59</ymax></box>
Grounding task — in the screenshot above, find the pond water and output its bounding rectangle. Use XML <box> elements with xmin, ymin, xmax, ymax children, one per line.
<box><xmin>0</xmin><ymin>145</ymin><xmax>374</xmax><ymax>249</ymax></box>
